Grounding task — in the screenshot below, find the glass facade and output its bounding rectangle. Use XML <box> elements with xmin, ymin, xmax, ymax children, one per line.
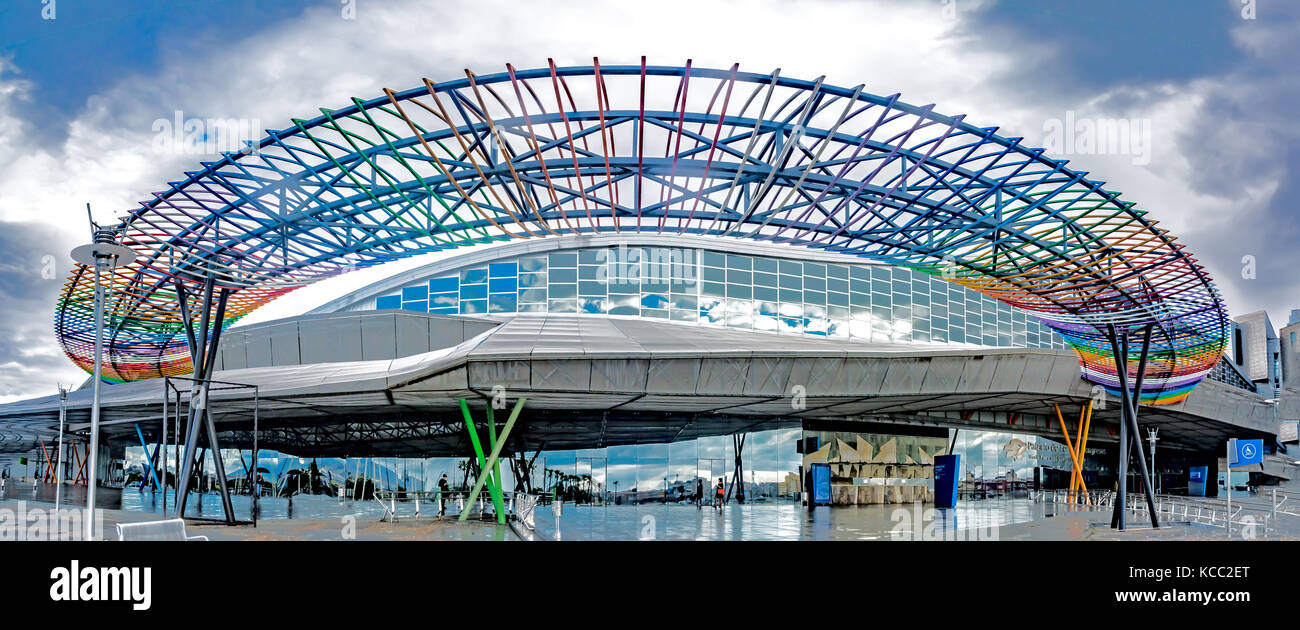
<box><xmin>356</xmin><ymin>243</ymin><xmax>1085</xmax><ymax>505</ymax></box>
<box><xmin>306</xmin><ymin>429</ymin><xmax>805</xmax><ymax>506</ymax></box>
<box><xmin>371</xmin><ymin>245</ymin><xmax>1069</xmax><ymax>349</ymax></box>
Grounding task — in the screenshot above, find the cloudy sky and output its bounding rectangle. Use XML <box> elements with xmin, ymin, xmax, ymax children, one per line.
<box><xmin>0</xmin><ymin>0</ymin><xmax>1296</xmax><ymax>402</ymax></box>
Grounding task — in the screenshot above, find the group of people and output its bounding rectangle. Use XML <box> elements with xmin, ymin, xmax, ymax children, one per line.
<box><xmin>694</xmin><ymin>478</ymin><xmax>727</xmax><ymax>510</ymax></box>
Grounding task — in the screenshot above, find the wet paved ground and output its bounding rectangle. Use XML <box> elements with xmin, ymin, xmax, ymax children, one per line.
<box><xmin>4</xmin><ymin>490</ymin><xmax>1295</xmax><ymax>541</ymax></box>
<box><xmin>523</xmin><ymin>500</ymin><xmax>1048</xmax><ymax>541</ymax></box>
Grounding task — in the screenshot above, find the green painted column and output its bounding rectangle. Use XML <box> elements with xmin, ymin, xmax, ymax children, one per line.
<box><xmin>459</xmin><ymin>398</ymin><xmax>526</xmax><ymax>522</ymax></box>
<box><xmin>485</xmin><ymin>405</ymin><xmax>508</xmax><ymax>524</ymax></box>
<box><xmin>458</xmin><ymin>398</ymin><xmax>505</xmax><ymax>520</ymax></box>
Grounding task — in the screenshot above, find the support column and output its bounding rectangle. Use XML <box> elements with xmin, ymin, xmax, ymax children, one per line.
<box><xmin>1106</xmin><ymin>324</ymin><xmax>1160</xmax><ymax>529</ymax></box>
<box><xmin>173</xmin><ymin>278</ymin><xmax>236</xmax><ymax>524</ymax></box>
<box><xmin>458</xmin><ymin>398</ymin><xmax>526</xmax><ymax>523</ymax></box>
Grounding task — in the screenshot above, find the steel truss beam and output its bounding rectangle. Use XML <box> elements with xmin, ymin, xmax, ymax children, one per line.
<box><xmin>55</xmin><ymin>60</ymin><xmax>1228</xmax><ymax>414</ymax></box>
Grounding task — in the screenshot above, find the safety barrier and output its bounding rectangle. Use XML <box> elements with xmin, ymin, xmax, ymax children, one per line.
<box><xmin>372</xmin><ymin>489</ymin><xmax>539</xmax><ymax>524</ymax></box>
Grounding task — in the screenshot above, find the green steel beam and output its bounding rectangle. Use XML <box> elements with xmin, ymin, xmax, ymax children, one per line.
<box><xmin>457</xmin><ymin>398</ymin><xmax>503</xmax><ymax>519</ymax></box>
<box><xmin>459</xmin><ymin>397</ymin><xmax>526</xmax><ymax>522</ymax></box>
<box><xmin>485</xmin><ymin>404</ymin><xmax>507</xmax><ymax>524</ymax></box>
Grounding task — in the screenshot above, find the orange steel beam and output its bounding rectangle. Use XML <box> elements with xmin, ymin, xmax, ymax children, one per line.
<box><xmin>1078</xmin><ymin>401</ymin><xmax>1094</xmax><ymax>505</ymax></box>
<box><xmin>73</xmin><ymin>444</ymin><xmax>88</xmax><ymax>485</ymax></box>
<box><xmin>1054</xmin><ymin>404</ymin><xmax>1089</xmax><ymax>502</ymax></box>
<box><xmin>39</xmin><ymin>439</ymin><xmax>56</xmax><ymax>481</ymax></box>
<box><xmin>1070</xmin><ymin>405</ymin><xmax>1086</xmax><ymax>494</ymax></box>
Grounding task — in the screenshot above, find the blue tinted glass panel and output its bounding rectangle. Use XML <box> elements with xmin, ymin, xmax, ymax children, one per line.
<box><xmin>550</xmin><ymin>268</ymin><xmax>577</xmax><ymax>283</ymax></box>
<box><xmin>489</xmin><ymin>262</ymin><xmax>518</xmax><ymax>278</ymax></box>
<box><xmin>376</xmin><ymin>295</ymin><xmax>401</xmax><ymax>310</ymax></box>
<box><xmin>549</xmin><ymin>283</ymin><xmax>577</xmax><ymax>298</ymax></box>
<box><xmin>489</xmin><ymin>294</ymin><xmax>517</xmax><ymax>313</ymax></box>
<box><xmin>460</xmin><ymin>284</ymin><xmax>487</xmax><ymax>300</ymax></box>
<box><xmin>429</xmin><ymin>307</ymin><xmax>457</xmax><ymax>314</ymax></box>
<box><xmin>402</xmin><ymin>286</ymin><xmax>427</xmax><ymax>301</ymax></box>
<box><xmin>402</xmin><ymin>300</ymin><xmax>427</xmax><ymax>312</ymax></box>
<box><xmin>519</xmin><ymin>256</ymin><xmax>547</xmax><ymax>272</ymax></box>
<box><xmin>461</xmin><ymin>268</ymin><xmax>488</xmax><ymax>284</ymax></box>
<box><xmin>549</xmin><ymin>252</ymin><xmax>577</xmax><ymax>267</ymax></box>
<box><xmin>428</xmin><ymin>276</ymin><xmax>458</xmax><ymax>293</ymax></box>
<box><xmin>671</xmin><ymin>295</ymin><xmax>698</xmax><ymax>310</ymax></box>
<box><xmin>489</xmin><ymin>277</ymin><xmax>517</xmax><ymax>293</ymax></box>
<box><xmin>430</xmin><ymin>293</ymin><xmax>457</xmax><ymax>307</ymax></box>
<box><xmin>460</xmin><ymin>299</ymin><xmax>487</xmax><ymax>314</ymax></box>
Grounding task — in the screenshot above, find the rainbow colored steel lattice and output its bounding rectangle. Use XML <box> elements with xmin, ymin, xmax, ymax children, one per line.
<box><xmin>56</xmin><ymin>59</ymin><xmax>1230</xmax><ymax>404</ymax></box>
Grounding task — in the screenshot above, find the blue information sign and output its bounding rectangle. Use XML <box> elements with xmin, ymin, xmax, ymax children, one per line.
<box><xmin>1188</xmin><ymin>466</ymin><xmax>1208</xmax><ymax>496</ymax></box>
<box><xmin>1228</xmin><ymin>439</ymin><xmax>1264</xmax><ymax>468</ymax></box>
<box><xmin>933</xmin><ymin>454</ymin><xmax>960</xmax><ymax>508</ymax></box>
<box><xmin>811</xmin><ymin>463</ymin><xmax>831</xmax><ymax>505</ymax></box>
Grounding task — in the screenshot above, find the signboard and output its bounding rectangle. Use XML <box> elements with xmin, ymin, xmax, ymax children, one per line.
<box><xmin>810</xmin><ymin>463</ymin><xmax>831</xmax><ymax>505</ymax></box>
<box><xmin>933</xmin><ymin>454</ymin><xmax>960</xmax><ymax>508</ymax></box>
<box><xmin>1188</xmin><ymin>466</ymin><xmax>1208</xmax><ymax>497</ymax></box>
<box><xmin>1228</xmin><ymin>438</ymin><xmax>1264</xmax><ymax>468</ymax></box>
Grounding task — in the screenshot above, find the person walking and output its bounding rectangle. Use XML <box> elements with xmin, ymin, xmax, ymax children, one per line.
<box><xmin>437</xmin><ymin>473</ymin><xmax>451</xmax><ymax>516</ymax></box>
<box><xmin>695</xmin><ymin>478</ymin><xmax>704</xmax><ymax>509</ymax></box>
<box><xmin>714</xmin><ymin>478</ymin><xmax>725</xmax><ymax>510</ymax></box>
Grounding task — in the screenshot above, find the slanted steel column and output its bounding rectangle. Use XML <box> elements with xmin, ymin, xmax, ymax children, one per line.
<box><xmin>173</xmin><ymin>279</ymin><xmax>237</xmax><ymax>524</ymax></box>
<box><xmin>458</xmin><ymin>398</ymin><xmax>503</xmax><ymax>519</ymax></box>
<box><xmin>459</xmin><ymin>398</ymin><xmax>526</xmax><ymax>523</ymax></box>
<box><xmin>173</xmin><ymin>278</ymin><xmax>212</xmax><ymax>516</ymax></box>
<box><xmin>1122</xmin><ymin>324</ymin><xmax>1160</xmax><ymax>527</ymax></box>
<box><xmin>1106</xmin><ymin>324</ymin><xmax>1160</xmax><ymax>529</ymax></box>
<box><xmin>134</xmin><ymin>424</ymin><xmax>161</xmax><ymax>491</ymax></box>
<box><xmin>729</xmin><ymin>433</ymin><xmax>747</xmax><ymax>503</ymax></box>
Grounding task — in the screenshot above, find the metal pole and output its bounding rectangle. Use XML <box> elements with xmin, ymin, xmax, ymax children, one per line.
<box><xmin>55</xmin><ymin>386</ymin><xmax>66</xmax><ymax>513</ymax></box>
<box><xmin>1148</xmin><ymin>428</ymin><xmax>1158</xmax><ymax>495</ymax></box>
<box><xmin>1109</xmin><ymin>327</ymin><xmax>1129</xmax><ymax>530</ymax></box>
<box><xmin>1226</xmin><ymin>440</ymin><xmax>1232</xmax><ymax>538</ymax></box>
<box><xmin>85</xmin><ymin>257</ymin><xmax>105</xmax><ymax>540</ymax></box>
<box><xmin>252</xmin><ymin>387</ymin><xmax>258</xmax><ymax>527</ymax></box>
<box><xmin>175</xmin><ymin>277</ymin><xmax>213</xmax><ymax>516</ymax></box>
<box><xmin>162</xmin><ymin>381</ymin><xmax>168</xmax><ymax>515</ymax></box>
<box><xmin>1119</xmin><ymin>324</ymin><xmax>1160</xmax><ymax>527</ymax></box>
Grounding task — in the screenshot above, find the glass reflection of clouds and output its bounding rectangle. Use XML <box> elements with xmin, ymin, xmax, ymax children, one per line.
<box><xmin>373</xmin><ymin>245</ymin><xmax>1067</xmax><ymax>350</ymax></box>
<box><xmin>362</xmin><ymin>244</ymin><xmax>1079</xmax><ymax>504</ymax></box>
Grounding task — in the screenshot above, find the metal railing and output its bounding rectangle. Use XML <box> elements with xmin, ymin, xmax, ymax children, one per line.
<box><xmin>371</xmin><ymin>489</ymin><xmax>538</xmax><ymax>523</ymax></box>
<box><xmin>1032</xmin><ymin>487</ymin><xmax>1300</xmax><ymax>537</ymax></box>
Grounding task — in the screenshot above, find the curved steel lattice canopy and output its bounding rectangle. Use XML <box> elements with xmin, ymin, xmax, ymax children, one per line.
<box><xmin>56</xmin><ymin>58</ymin><xmax>1229</xmax><ymax>404</ymax></box>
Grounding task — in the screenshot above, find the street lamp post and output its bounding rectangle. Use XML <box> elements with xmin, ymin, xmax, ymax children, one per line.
<box><xmin>70</xmin><ymin>210</ymin><xmax>135</xmax><ymax>540</ymax></box>
<box><xmin>55</xmin><ymin>386</ymin><xmax>66</xmax><ymax>513</ymax></box>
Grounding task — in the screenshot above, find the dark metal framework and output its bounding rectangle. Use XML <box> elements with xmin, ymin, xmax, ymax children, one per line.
<box><xmin>1105</xmin><ymin>323</ymin><xmax>1160</xmax><ymax>529</ymax></box>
